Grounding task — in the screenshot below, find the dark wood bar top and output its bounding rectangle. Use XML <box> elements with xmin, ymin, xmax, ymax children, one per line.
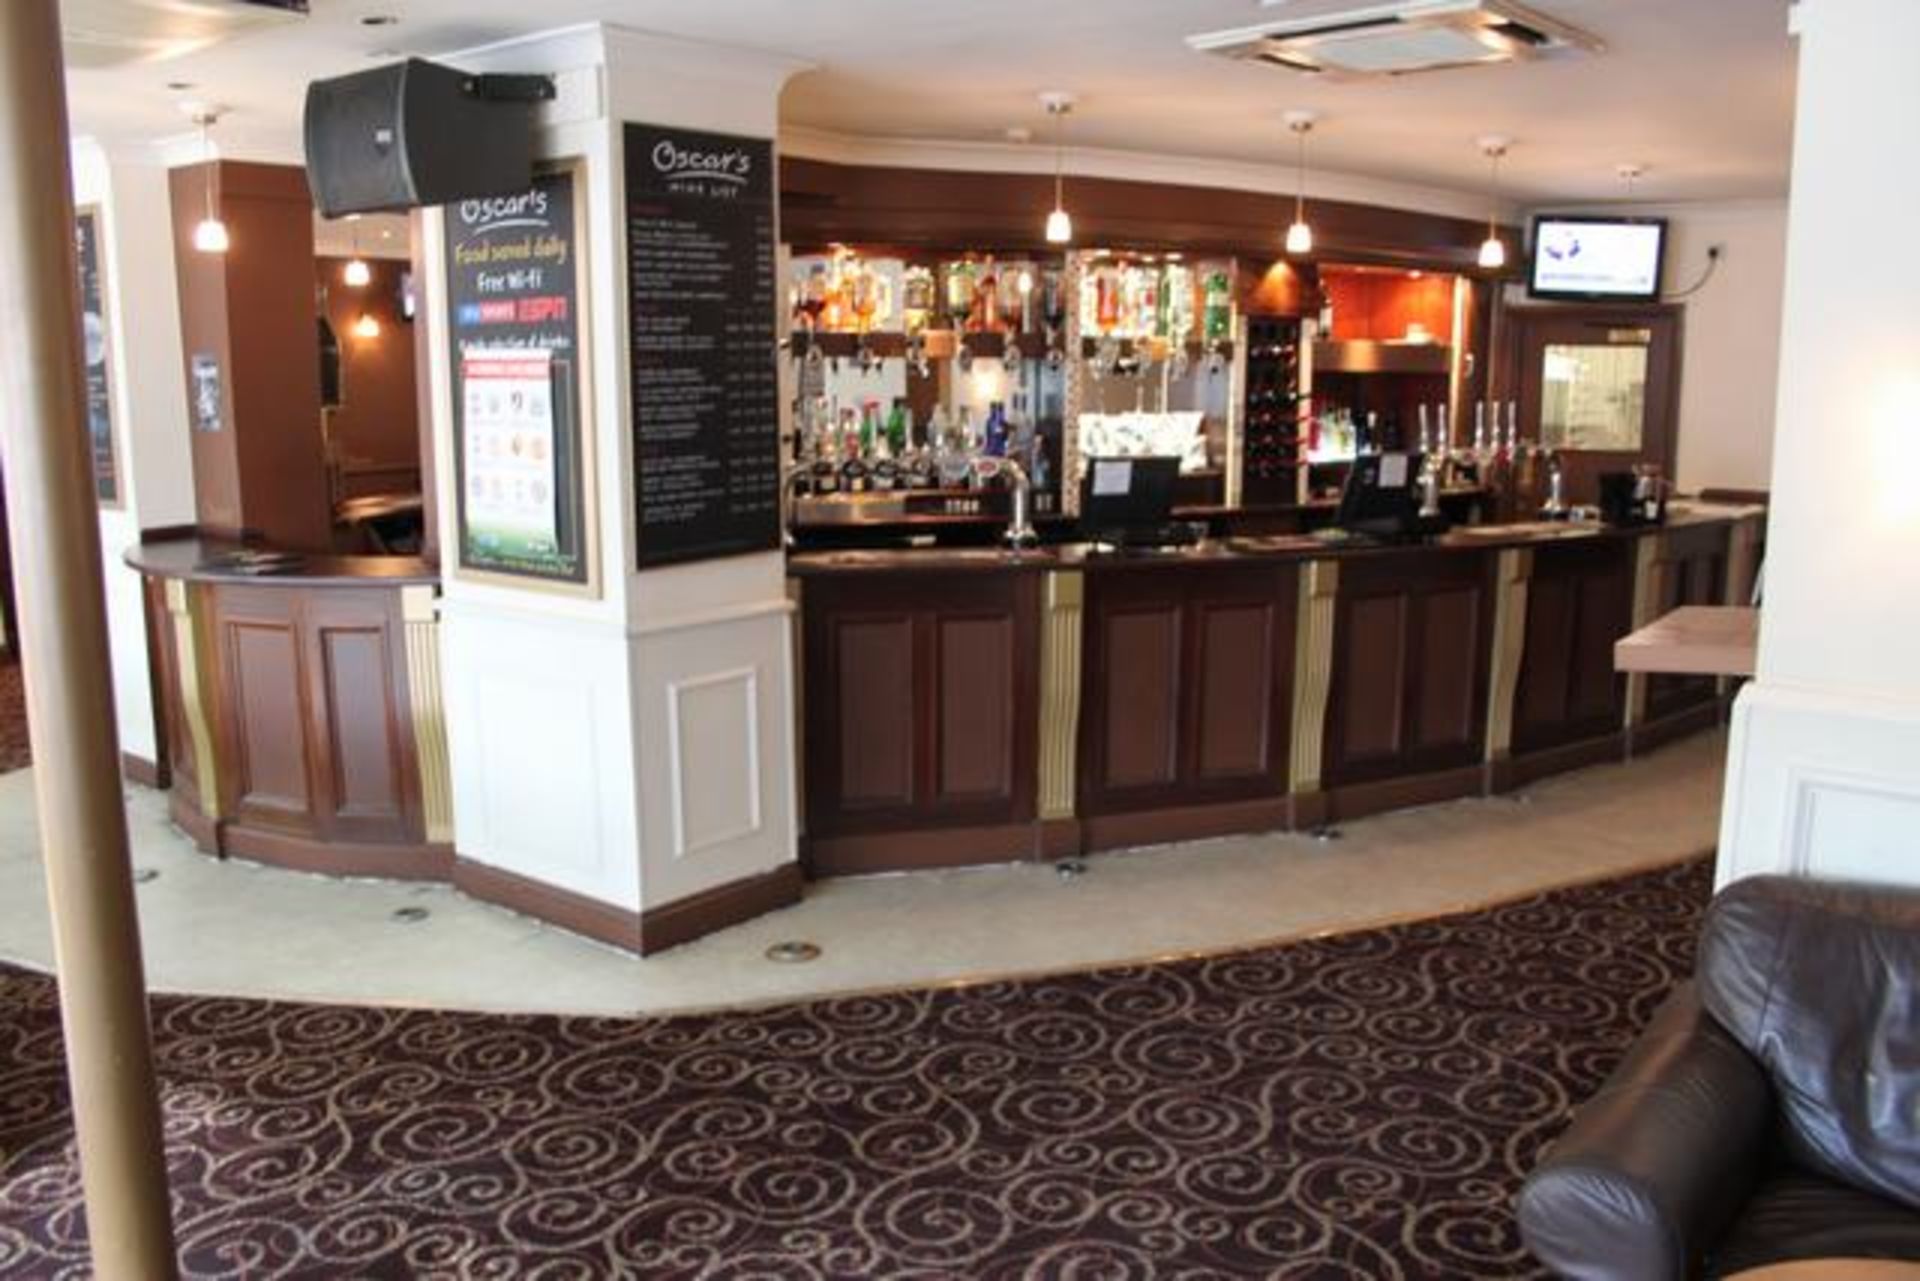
<box><xmin>125</xmin><ymin>537</ymin><xmax>438</xmax><ymax>587</ymax></box>
<box><xmin>787</xmin><ymin>503</ymin><xmax>1755</xmax><ymax>578</ymax></box>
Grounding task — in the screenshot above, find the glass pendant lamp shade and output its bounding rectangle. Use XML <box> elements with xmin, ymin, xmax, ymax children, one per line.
<box><xmin>353</xmin><ymin>312</ymin><xmax>381</xmax><ymax>339</ymax></box>
<box><xmin>1284</xmin><ymin>111</ymin><xmax>1317</xmax><ymax>256</ymax></box>
<box><xmin>1478</xmin><ymin>235</ymin><xmax>1506</xmax><ymax>269</ymax></box>
<box><xmin>1041</xmin><ymin>92</ymin><xmax>1075</xmax><ymax>246</ymax></box>
<box><xmin>343</xmin><ymin>258</ymin><xmax>372</xmax><ymax>287</ymax></box>
<box><xmin>1476</xmin><ymin>135</ymin><xmax>1510</xmax><ymax>273</ymax></box>
<box><xmin>191</xmin><ymin>109</ymin><xmax>229</xmax><ymax>255</ymax></box>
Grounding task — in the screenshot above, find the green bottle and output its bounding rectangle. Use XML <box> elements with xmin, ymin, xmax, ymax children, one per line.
<box><xmin>885</xmin><ymin>399</ymin><xmax>910</xmax><ymax>455</ymax></box>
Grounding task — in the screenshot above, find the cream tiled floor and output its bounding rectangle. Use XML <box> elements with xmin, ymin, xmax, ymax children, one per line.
<box><xmin>0</xmin><ymin>731</ymin><xmax>1727</xmax><ymax>1017</ymax></box>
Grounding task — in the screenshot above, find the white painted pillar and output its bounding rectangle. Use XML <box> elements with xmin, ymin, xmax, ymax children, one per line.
<box><xmin>425</xmin><ymin>26</ymin><xmax>806</xmax><ymax>944</ymax></box>
<box><xmin>1718</xmin><ymin>0</ymin><xmax>1920</xmax><ymax>886</ymax></box>
<box><xmin>68</xmin><ymin>140</ymin><xmax>196</xmax><ymax>773</ymax></box>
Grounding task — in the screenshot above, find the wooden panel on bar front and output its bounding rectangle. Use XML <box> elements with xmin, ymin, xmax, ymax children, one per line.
<box><xmin>1514</xmin><ymin>538</ymin><xmax>1633</xmax><ymax>755</ymax></box>
<box><xmin>1646</xmin><ymin>522</ymin><xmax>1732</xmax><ymax>724</ymax></box>
<box><xmin>1323</xmin><ymin>549</ymin><xmax>1493</xmax><ymax>788</ymax></box>
<box><xmin>800</xmin><ymin>572</ymin><xmax>1040</xmax><ymax>872</ymax></box>
<box><xmin>1079</xmin><ymin>562</ymin><xmax>1297</xmax><ymax>820</ymax></box>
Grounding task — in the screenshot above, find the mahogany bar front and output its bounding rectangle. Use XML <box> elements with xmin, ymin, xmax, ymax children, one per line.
<box><xmin>791</xmin><ymin>505</ymin><xmax>1763</xmax><ymax>877</ymax></box>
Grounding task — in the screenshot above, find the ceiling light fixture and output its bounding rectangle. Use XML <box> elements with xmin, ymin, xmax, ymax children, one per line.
<box><xmin>343</xmin><ymin>214</ymin><xmax>371</xmax><ymax>287</ymax></box>
<box><xmin>1476</xmin><ymin>135</ymin><xmax>1510</xmax><ymax>270</ymax></box>
<box><xmin>1617</xmin><ymin>161</ymin><xmax>1646</xmax><ymax>201</ymax></box>
<box><xmin>353</xmin><ymin>311</ymin><xmax>380</xmax><ymax>340</ymax></box>
<box><xmin>1041</xmin><ymin>91</ymin><xmax>1075</xmax><ymax>246</ymax></box>
<box><xmin>189</xmin><ymin>107</ymin><xmax>229</xmax><ymax>255</ymax></box>
<box><xmin>1284</xmin><ymin>109</ymin><xmax>1318</xmax><ymax>256</ymax></box>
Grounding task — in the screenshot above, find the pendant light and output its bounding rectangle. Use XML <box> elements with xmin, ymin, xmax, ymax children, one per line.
<box><xmin>343</xmin><ymin>214</ymin><xmax>372</xmax><ymax>288</ymax></box>
<box><xmin>1476</xmin><ymin>136</ymin><xmax>1511</xmax><ymax>270</ymax></box>
<box><xmin>1041</xmin><ymin>92</ymin><xmax>1075</xmax><ymax>245</ymax></box>
<box><xmin>189</xmin><ymin>108</ymin><xmax>229</xmax><ymax>255</ymax></box>
<box><xmin>352</xmin><ymin>311</ymin><xmax>381</xmax><ymax>340</ymax></box>
<box><xmin>1284</xmin><ymin>110</ymin><xmax>1318</xmax><ymax>255</ymax></box>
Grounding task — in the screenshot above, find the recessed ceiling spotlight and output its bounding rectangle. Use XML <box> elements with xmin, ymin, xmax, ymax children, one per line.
<box><xmin>166</xmin><ymin>80</ymin><xmax>195</xmax><ymax>92</ymax></box>
<box><xmin>1004</xmin><ymin>126</ymin><xmax>1033</xmax><ymax>145</ymax></box>
<box><xmin>360</xmin><ymin>14</ymin><xmax>398</xmax><ymax>26</ymax></box>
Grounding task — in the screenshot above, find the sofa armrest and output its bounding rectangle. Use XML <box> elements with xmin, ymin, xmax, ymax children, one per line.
<box><xmin>1517</xmin><ymin>983</ymin><xmax>1775</xmax><ymax>1281</ymax></box>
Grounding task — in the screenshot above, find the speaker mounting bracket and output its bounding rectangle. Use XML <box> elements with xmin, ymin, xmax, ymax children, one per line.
<box><xmin>461</xmin><ymin>73</ymin><xmax>557</xmax><ymax>104</ymax></box>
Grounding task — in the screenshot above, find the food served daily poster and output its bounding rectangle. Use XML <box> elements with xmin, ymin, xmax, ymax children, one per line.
<box><xmin>444</xmin><ymin>165</ymin><xmax>595</xmax><ymax>589</ymax></box>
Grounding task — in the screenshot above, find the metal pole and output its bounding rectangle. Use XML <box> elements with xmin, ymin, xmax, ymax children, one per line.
<box><xmin>0</xmin><ymin>3</ymin><xmax>179</xmax><ymax>1275</ymax></box>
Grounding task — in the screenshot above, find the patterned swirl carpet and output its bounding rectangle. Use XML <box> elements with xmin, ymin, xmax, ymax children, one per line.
<box><xmin>0</xmin><ymin>858</ymin><xmax>1711</xmax><ymax>1279</ymax></box>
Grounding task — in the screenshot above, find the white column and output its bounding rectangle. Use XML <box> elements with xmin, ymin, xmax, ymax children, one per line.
<box><xmin>427</xmin><ymin>26</ymin><xmax>806</xmax><ymax>938</ymax></box>
<box><xmin>69</xmin><ymin>140</ymin><xmax>196</xmax><ymax>772</ymax></box>
<box><xmin>1718</xmin><ymin>0</ymin><xmax>1920</xmax><ymax>887</ymax></box>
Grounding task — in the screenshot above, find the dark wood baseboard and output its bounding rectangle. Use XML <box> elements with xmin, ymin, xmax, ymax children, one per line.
<box><xmin>1497</xmin><ymin>731</ymin><xmax>1629</xmax><ymax>791</ymax></box>
<box><xmin>803</xmin><ymin>821</ymin><xmax>1040</xmax><ymax>877</ymax></box>
<box><xmin>168</xmin><ymin>795</ymin><xmax>220</xmax><ymax>855</ymax></box>
<box><xmin>121</xmin><ymin>752</ymin><xmax>166</xmax><ymax>789</ymax></box>
<box><xmin>1627</xmin><ymin>700</ymin><xmax>1723</xmax><ymax>758</ymax></box>
<box><xmin>1036</xmin><ymin>818</ymin><xmax>1084</xmax><ymax>860</ymax></box>
<box><xmin>1325</xmin><ymin>764</ymin><xmax>1486</xmax><ymax>824</ymax></box>
<box><xmin>638</xmin><ymin>863</ymin><xmax>804</xmax><ymax>956</ymax></box>
<box><xmin>222</xmin><ymin>824</ymin><xmax>454</xmax><ymax>881</ymax></box>
<box><xmin>454</xmin><ymin>858</ymin><xmax>643</xmax><ymax>951</ymax></box>
<box><xmin>1081</xmin><ymin>796</ymin><xmax>1291</xmax><ymax>854</ymax></box>
<box><xmin>456</xmin><ymin>858</ymin><xmax>804</xmax><ymax>956</ymax></box>
<box><xmin>1290</xmin><ymin>789</ymin><xmax>1330</xmax><ymax>831</ymax></box>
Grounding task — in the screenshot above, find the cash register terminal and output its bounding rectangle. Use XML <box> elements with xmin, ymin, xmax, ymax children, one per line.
<box><xmin>1079</xmin><ymin>456</ymin><xmax>1198</xmax><ymax>550</ymax></box>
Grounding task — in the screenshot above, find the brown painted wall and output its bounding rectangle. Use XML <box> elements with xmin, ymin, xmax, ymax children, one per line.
<box><xmin>316</xmin><ymin>256</ymin><xmax>421</xmax><ymax>500</ymax></box>
<box><xmin>169</xmin><ymin>161</ymin><xmax>332</xmax><ymax>550</ymax></box>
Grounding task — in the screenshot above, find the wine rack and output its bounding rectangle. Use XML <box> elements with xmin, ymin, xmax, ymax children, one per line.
<box><xmin>1240</xmin><ymin>315</ymin><xmax>1303</xmax><ymax>506</ymax></box>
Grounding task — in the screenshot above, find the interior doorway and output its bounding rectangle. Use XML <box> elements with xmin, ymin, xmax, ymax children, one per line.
<box><xmin>1508</xmin><ymin>305</ymin><xmax>1683</xmax><ymax>505</ymax></box>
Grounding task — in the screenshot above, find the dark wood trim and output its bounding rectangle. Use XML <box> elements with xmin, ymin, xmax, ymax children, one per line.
<box><xmin>138</xmin><ymin>523</ymin><xmax>204</xmax><ymax>544</ymax></box>
<box><xmin>1696</xmin><ymin>488</ymin><xmax>1768</xmax><ymax>507</ymax></box>
<box><xmin>1325</xmin><ymin>763</ymin><xmax>1486</xmax><ymax>824</ymax></box>
<box><xmin>1037</xmin><ymin>818</ymin><xmax>1084</xmax><ymax>861</ymax></box>
<box><xmin>121</xmin><ymin>752</ymin><xmax>164</xmax><ymax>789</ymax></box>
<box><xmin>781</xmin><ymin>155</ymin><xmax>1520</xmax><ymax>274</ymax></box>
<box><xmin>1627</xmin><ymin>699</ymin><xmax>1725</xmax><ymax>759</ymax></box>
<box><xmin>638</xmin><ymin>864</ymin><xmax>804</xmax><ymax>956</ymax></box>
<box><xmin>168</xmin><ymin>796</ymin><xmax>220</xmax><ymax>855</ymax></box>
<box><xmin>454</xmin><ymin>859</ymin><xmax>804</xmax><ymax>956</ymax></box>
<box><xmin>455</xmin><ymin>858</ymin><xmax>642</xmax><ymax>951</ymax></box>
<box><xmin>803</xmin><ymin>822</ymin><xmax>1041</xmax><ymax>877</ymax></box>
<box><xmin>1497</xmin><ymin>730</ymin><xmax>1628</xmax><ymax>791</ymax></box>
<box><xmin>1290</xmin><ymin>789</ymin><xmax>1330</xmax><ymax>832</ymax></box>
<box><xmin>222</xmin><ymin>825</ymin><xmax>453</xmax><ymax>881</ymax></box>
<box><xmin>1081</xmin><ymin>796</ymin><xmax>1292</xmax><ymax>854</ymax></box>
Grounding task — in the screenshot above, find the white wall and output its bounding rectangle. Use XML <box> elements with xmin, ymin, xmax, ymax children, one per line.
<box><xmin>69</xmin><ymin>140</ymin><xmax>195</xmax><ymax>767</ymax></box>
<box><xmin>1719</xmin><ymin>0</ymin><xmax>1920</xmax><ymax>889</ymax></box>
<box><xmin>1522</xmin><ymin>199</ymin><xmax>1789</xmax><ymax>495</ymax></box>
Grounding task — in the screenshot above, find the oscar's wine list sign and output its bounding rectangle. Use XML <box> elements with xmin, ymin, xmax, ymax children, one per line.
<box><xmin>75</xmin><ymin>208</ymin><xmax>119</xmax><ymax>505</ymax></box>
<box><xmin>444</xmin><ymin>168</ymin><xmax>591</xmax><ymax>585</ymax></box>
<box><xmin>625</xmin><ymin>123</ymin><xmax>781</xmax><ymax>568</ymax></box>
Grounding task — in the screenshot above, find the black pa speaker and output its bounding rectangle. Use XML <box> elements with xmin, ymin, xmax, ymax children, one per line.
<box><xmin>303</xmin><ymin>58</ymin><xmax>552</xmax><ymax>217</ymax></box>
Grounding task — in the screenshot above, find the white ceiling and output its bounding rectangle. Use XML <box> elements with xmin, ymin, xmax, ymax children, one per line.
<box><xmin>65</xmin><ymin>0</ymin><xmax>1797</xmax><ymax>208</ymax></box>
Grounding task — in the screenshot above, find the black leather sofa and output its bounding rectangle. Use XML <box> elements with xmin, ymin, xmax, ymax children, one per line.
<box><xmin>1518</xmin><ymin>874</ymin><xmax>1920</xmax><ymax>1279</ymax></box>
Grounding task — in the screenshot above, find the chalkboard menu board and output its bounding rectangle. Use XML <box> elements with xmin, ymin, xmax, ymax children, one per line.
<box><xmin>444</xmin><ymin>166</ymin><xmax>594</xmax><ymax>589</ymax></box>
<box><xmin>75</xmin><ymin>207</ymin><xmax>119</xmax><ymax>506</ymax></box>
<box><xmin>625</xmin><ymin>123</ymin><xmax>781</xmax><ymax>568</ymax></box>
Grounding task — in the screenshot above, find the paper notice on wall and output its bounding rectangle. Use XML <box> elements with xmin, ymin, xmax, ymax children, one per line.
<box><xmin>461</xmin><ymin>349</ymin><xmax>558</xmax><ymax>552</ymax></box>
<box><xmin>1380</xmin><ymin>453</ymin><xmax>1409</xmax><ymax>488</ymax></box>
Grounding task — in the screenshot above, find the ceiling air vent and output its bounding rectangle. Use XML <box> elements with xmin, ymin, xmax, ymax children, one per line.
<box><xmin>62</xmin><ymin>0</ymin><xmax>306</xmax><ymax>71</ymax></box>
<box><xmin>1186</xmin><ymin>0</ymin><xmax>1602</xmax><ymax>80</ymax></box>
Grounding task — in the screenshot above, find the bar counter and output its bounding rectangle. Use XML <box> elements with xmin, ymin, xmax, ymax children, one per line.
<box><xmin>790</xmin><ymin>504</ymin><xmax>1765</xmax><ymax>876</ymax></box>
<box><xmin>127</xmin><ymin>538</ymin><xmax>451</xmax><ymax>880</ymax></box>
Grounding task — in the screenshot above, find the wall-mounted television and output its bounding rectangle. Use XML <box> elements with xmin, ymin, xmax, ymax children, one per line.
<box><xmin>1528</xmin><ymin>216</ymin><xmax>1667</xmax><ymax>302</ymax></box>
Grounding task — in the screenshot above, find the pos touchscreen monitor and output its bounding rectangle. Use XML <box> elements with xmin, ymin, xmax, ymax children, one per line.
<box><xmin>1079</xmin><ymin>456</ymin><xmax>1181</xmax><ymax>546</ymax></box>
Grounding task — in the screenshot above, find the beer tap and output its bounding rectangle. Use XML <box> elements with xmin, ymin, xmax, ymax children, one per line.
<box><xmin>1541</xmin><ymin>451</ymin><xmax>1568</xmax><ymax>519</ymax></box>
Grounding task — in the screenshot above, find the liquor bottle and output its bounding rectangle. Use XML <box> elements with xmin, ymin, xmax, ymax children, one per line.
<box><xmin>1202</xmin><ymin>270</ymin><xmax>1232</xmax><ymax>343</ymax></box>
<box><xmin>902</xmin><ymin>265</ymin><xmax>935</xmax><ymax>335</ymax></box>
<box><xmin>944</xmin><ymin>261</ymin><xmax>977</xmax><ymax>332</ymax></box>
<box><xmin>974</xmin><ymin>257</ymin><xmax>1001</xmax><ymax>333</ymax></box>
<box><xmin>859</xmin><ymin>399</ymin><xmax>881</xmax><ymax>456</ymax></box>
<box><xmin>983</xmin><ymin>401</ymin><xmax>1008</xmax><ymax>457</ymax></box>
<box><xmin>885</xmin><ymin>399</ymin><xmax>910</xmax><ymax>457</ymax></box>
<box><xmin>1030</xmin><ymin>437</ymin><xmax>1052</xmax><ymax>512</ymax></box>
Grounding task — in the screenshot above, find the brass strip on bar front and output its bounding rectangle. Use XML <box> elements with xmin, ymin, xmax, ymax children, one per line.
<box><xmin>1037</xmin><ymin>570</ymin><xmax>1086</xmax><ymax>821</ymax></box>
<box><xmin>1484</xmin><ymin>547</ymin><xmax>1534</xmax><ymax>762</ymax></box>
<box><xmin>401</xmin><ymin>585</ymin><xmax>455</xmax><ymax>845</ymax></box>
<box><xmin>1624</xmin><ymin>532</ymin><xmax>1667</xmax><ymax>729</ymax></box>
<box><xmin>1289</xmin><ymin>559</ymin><xmax>1340</xmax><ymax>794</ymax></box>
<box><xmin>165</xmin><ymin>578</ymin><xmax>221</xmax><ymax>821</ymax></box>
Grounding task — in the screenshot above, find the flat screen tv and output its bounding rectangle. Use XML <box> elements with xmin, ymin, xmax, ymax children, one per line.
<box><xmin>1528</xmin><ymin>216</ymin><xmax>1667</xmax><ymax>302</ymax></box>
